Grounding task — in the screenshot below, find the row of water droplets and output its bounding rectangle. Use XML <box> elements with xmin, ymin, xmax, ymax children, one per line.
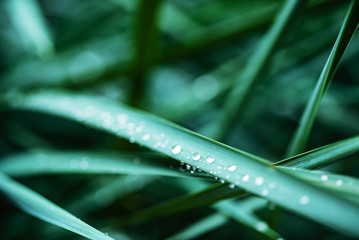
<box><xmin>72</xmin><ymin>102</ymin><xmax>316</xmax><ymax>206</ymax></box>
<box><xmin>170</xmin><ymin>143</ymin><xmax>315</xmax><ymax>206</ymax></box>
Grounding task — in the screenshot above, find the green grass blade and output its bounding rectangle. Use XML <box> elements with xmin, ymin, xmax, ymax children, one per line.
<box><xmin>285</xmin><ymin>0</ymin><xmax>359</xmax><ymax>157</ymax></box>
<box><xmin>0</xmin><ymin>172</ymin><xmax>113</xmax><ymax>240</ymax></box>
<box><xmin>167</xmin><ymin>213</ymin><xmax>227</xmax><ymax>240</ymax></box>
<box><xmin>215</xmin><ymin>199</ymin><xmax>281</xmax><ymax>240</ymax></box>
<box><xmin>125</xmin><ymin>182</ymin><xmax>245</xmax><ymax>221</ymax></box>
<box><xmin>5</xmin><ymin>0</ymin><xmax>54</xmax><ymax>59</ymax></box>
<box><xmin>277</xmin><ymin>135</ymin><xmax>359</xmax><ymax>169</ymax></box>
<box><xmin>212</xmin><ymin>0</ymin><xmax>308</xmax><ymax>140</ymax></box>
<box><xmin>279</xmin><ymin>167</ymin><xmax>359</xmax><ymax>204</ymax></box>
<box><xmin>2</xmin><ymin>90</ymin><xmax>359</xmax><ymax>237</ymax></box>
<box><xmin>131</xmin><ymin>0</ymin><xmax>162</xmax><ymax>107</ymax></box>
<box><xmin>0</xmin><ymin>150</ymin><xmax>207</xmax><ymax>179</ymax></box>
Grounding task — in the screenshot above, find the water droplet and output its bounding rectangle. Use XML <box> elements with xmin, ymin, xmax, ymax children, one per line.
<box><xmin>300</xmin><ymin>195</ymin><xmax>310</xmax><ymax>205</ymax></box>
<box><xmin>256</xmin><ymin>221</ymin><xmax>268</xmax><ymax>232</ymax></box>
<box><xmin>228</xmin><ymin>183</ymin><xmax>235</xmax><ymax>189</ymax></box>
<box><xmin>321</xmin><ymin>175</ymin><xmax>328</xmax><ymax>181</ymax></box>
<box><xmin>130</xmin><ymin>137</ymin><xmax>136</xmax><ymax>143</ymax></box>
<box><xmin>255</xmin><ymin>177</ymin><xmax>264</xmax><ymax>186</ymax></box>
<box><xmin>117</xmin><ymin>114</ymin><xmax>128</xmax><ymax>125</ymax></box>
<box><xmin>192</xmin><ymin>152</ymin><xmax>201</xmax><ymax>161</ymax></box>
<box><xmin>142</xmin><ymin>134</ymin><xmax>151</xmax><ymax>141</ymax></box>
<box><xmin>242</xmin><ymin>174</ymin><xmax>249</xmax><ymax>182</ymax></box>
<box><xmin>172</xmin><ymin>144</ymin><xmax>182</xmax><ymax>154</ymax></box>
<box><xmin>336</xmin><ymin>179</ymin><xmax>343</xmax><ymax>186</ymax></box>
<box><xmin>227</xmin><ymin>165</ymin><xmax>237</xmax><ymax>172</ymax></box>
<box><xmin>206</xmin><ymin>155</ymin><xmax>215</xmax><ymax>164</ymax></box>
<box><xmin>261</xmin><ymin>189</ymin><xmax>269</xmax><ymax>196</ymax></box>
<box><xmin>80</xmin><ymin>157</ymin><xmax>89</xmax><ymax>169</ymax></box>
<box><xmin>135</xmin><ymin>126</ymin><xmax>142</xmax><ymax>133</ymax></box>
<box><xmin>186</xmin><ymin>164</ymin><xmax>191</xmax><ymax>170</ymax></box>
<box><xmin>220</xmin><ymin>179</ymin><xmax>225</xmax><ymax>184</ymax></box>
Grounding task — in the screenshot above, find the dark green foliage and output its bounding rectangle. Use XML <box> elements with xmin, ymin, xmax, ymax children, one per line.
<box><xmin>0</xmin><ymin>0</ymin><xmax>359</xmax><ymax>239</ymax></box>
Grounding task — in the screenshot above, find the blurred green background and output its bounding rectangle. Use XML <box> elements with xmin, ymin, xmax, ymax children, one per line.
<box><xmin>0</xmin><ymin>0</ymin><xmax>359</xmax><ymax>239</ymax></box>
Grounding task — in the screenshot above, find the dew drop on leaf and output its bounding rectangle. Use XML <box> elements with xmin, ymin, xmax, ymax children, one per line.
<box><xmin>336</xmin><ymin>179</ymin><xmax>343</xmax><ymax>186</ymax></box>
<box><xmin>171</xmin><ymin>144</ymin><xmax>181</xmax><ymax>154</ymax></box>
<box><xmin>142</xmin><ymin>134</ymin><xmax>151</xmax><ymax>141</ymax></box>
<box><xmin>321</xmin><ymin>175</ymin><xmax>328</xmax><ymax>181</ymax></box>
<box><xmin>300</xmin><ymin>195</ymin><xmax>310</xmax><ymax>205</ymax></box>
<box><xmin>192</xmin><ymin>152</ymin><xmax>201</xmax><ymax>161</ymax></box>
<box><xmin>255</xmin><ymin>177</ymin><xmax>264</xmax><ymax>186</ymax></box>
<box><xmin>256</xmin><ymin>221</ymin><xmax>268</xmax><ymax>231</ymax></box>
<box><xmin>227</xmin><ymin>165</ymin><xmax>237</xmax><ymax>172</ymax></box>
<box><xmin>206</xmin><ymin>155</ymin><xmax>215</xmax><ymax>163</ymax></box>
<box><xmin>261</xmin><ymin>189</ymin><xmax>269</xmax><ymax>196</ymax></box>
<box><xmin>242</xmin><ymin>174</ymin><xmax>249</xmax><ymax>182</ymax></box>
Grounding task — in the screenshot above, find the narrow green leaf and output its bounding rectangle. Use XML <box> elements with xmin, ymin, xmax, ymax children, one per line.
<box><xmin>215</xmin><ymin>199</ymin><xmax>281</xmax><ymax>240</ymax></box>
<box><xmin>126</xmin><ymin>182</ymin><xmax>246</xmax><ymax>221</ymax></box>
<box><xmin>3</xmin><ymin>90</ymin><xmax>359</xmax><ymax>237</ymax></box>
<box><xmin>167</xmin><ymin>213</ymin><xmax>227</xmax><ymax>240</ymax></box>
<box><xmin>0</xmin><ymin>150</ymin><xmax>207</xmax><ymax>179</ymax></box>
<box><xmin>131</xmin><ymin>0</ymin><xmax>162</xmax><ymax>107</ymax></box>
<box><xmin>279</xmin><ymin>166</ymin><xmax>359</xmax><ymax>204</ymax></box>
<box><xmin>213</xmin><ymin>0</ymin><xmax>308</xmax><ymax>140</ymax></box>
<box><xmin>286</xmin><ymin>0</ymin><xmax>359</xmax><ymax>156</ymax></box>
<box><xmin>0</xmin><ymin>172</ymin><xmax>113</xmax><ymax>240</ymax></box>
<box><xmin>277</xmin><ymin>135</ymin><xmax>359</xmax><ymax>169</ymax></box>
<box><xmin>5</xmin><ymin>0</ymin><xmax>54</xmax><ymax>58</ymax></box>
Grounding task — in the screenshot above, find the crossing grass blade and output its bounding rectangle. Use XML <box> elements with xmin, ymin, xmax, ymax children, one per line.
<box><xmin>277</xmin><ymin>135</ymin><xmax>359</xmax><ymax>169</ymax></box>
<box><xmin>212</xmin><ymin>0</ymin><xmax>308</xmax><ymax>140</ymax></box>
<box><xmin>0</xmin><ymin>171</ymin><xmax>113</xmax><ymax>240</ymax></box>
<box><xmin>285</xmin><ymin>0</ymin><xmax>359</xmax><ymax>157</ymax></box>
<box><xmin>167</xmin><ymin>213</ymin><xmax>227</xmax><ymax>240</ymax></box>
<box><xmin>2</xmin><ymin>90</ymin><xmax>359</xmax><ymax>237</ymax></box>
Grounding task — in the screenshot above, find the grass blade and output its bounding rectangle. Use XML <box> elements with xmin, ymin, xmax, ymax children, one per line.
<box><xmin>277</xmin><ymin>135</ymin><xmax>359</xmax><ymax>169</ymax></box>
<box><xmin>213</xmin><ymin>0</ymin><xmax>308</xmax><ymax>140</ymax></box>
<box><xmin>167</xmin><ymin>213</ymin><xmax>227</xmax><ymax>240</ymax></box>
<box><xmin>0</xmin><ymin>172</ymin><xmax>113</xmax><ymax>240</ymax></box>
<box><xmin>125</xmin><ymin>182</ymin><xmax>246</xmax><ymax>221</ymax></box>
<box><xmin>0</xmin><ymin>150</ymin><xmax>207</xmax><ymax>179</ymax></box>
<box><xmin>279</xmin><ymin>166</ymin><xmax>359</xmax><ymax>204</ymax></box>
<box><xmin>2</xmin><ymin>90</ymin><xmax>359</xmax><ymax>237</ymax></box>
<box><xmin>285</xmin><ymin>0</ymin><xmax>359</xmax><ymax>156</ymax></box>
<box><xmin>5</xmin><ymin>0</ymin><xmax>54</xmax><ymax>58</ymax></box>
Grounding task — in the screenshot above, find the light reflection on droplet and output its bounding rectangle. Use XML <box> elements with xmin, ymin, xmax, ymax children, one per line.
<box><xmin>321</xmin><ymin>175</ymin><xmax>328</xmax><ymax>181</ymax></box>
<box><xmin>142</xmin><ymin>134</ymin><xmax>151</xmax><ymax>141</ymax></box>
<box><xmin>255</xmin><ymin>177</ymin><xmax>264</xmax><ymax>186</ymax></box>
<box><xmin>172</xmin><ymin>145</ymin><xmax>181</xmax><ymax>155</ymax></box>
<box><xmin>300</xmin><ymin>195</ymin><xmax>310</xmax><ymax>205</ymax></box>
<box><xmin>261</xmin><ymin>189</ymin><xmax>269</xmax><ymax>196</ymax></box>
<box><xmin>227</xmin><ymin>165</ymin><xmax>237</xmax><ymax>172</ymax></box>
<box><xmin>206</xmin><ymin>155</ymin><xmax>215</xmax><ymax>164</ymax></box>
<box><xmin>336</xmin><ymin>179</ymin><xmax>343</xmax><ymax>186</ymax></box>
<box><xmin>192</xmin><ymin>152</ymin><xmax>201</xmax><ymax>161</ymax></box>
<box><xmin>256</xmin><ymin>221</ymin><xmax>268</xmax><ymax>232</ymax></box>
<box><xmin>242</xmin><ymin>174</ymin><xmax>249</xmax><ymax>182</ymax></box>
